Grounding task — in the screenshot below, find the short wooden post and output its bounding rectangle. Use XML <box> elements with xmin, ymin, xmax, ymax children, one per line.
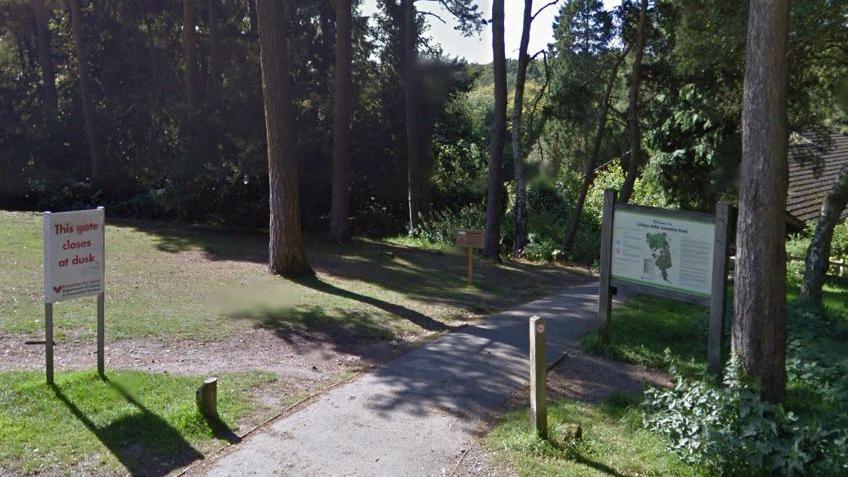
<box><xmin>467</xmin><ymin>247</ymin><xmax>473</xmax><ymax>285</ymax></box>
<box><xmin>529</xmin><ymin>316</ymin><xmax>547</xmax><ymax>439</ymax></box>
<box><xmin>598</xmin><ymin>189</ymin><xmax>616</xmax><ymax>342</ymax></box>
<box><xmin>197</xmin><ymin>377</ymin><xmax>218</xmax><ymax>419</ymax></box>
<box><xmin>96</xmin><ymin>292</ymin><xmax>105</xmax><ymax>376</ymax></box>
<box><xmin>708</xmin><ymin>202</ymin><xmax>731</xmax><ymax>375</ymax></box>
<box><xmin>45</xmin><ymin>303</ymin><xmax>54</xmax><ymax>385</ymax></box>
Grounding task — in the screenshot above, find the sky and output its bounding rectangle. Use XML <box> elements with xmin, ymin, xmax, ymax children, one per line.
<box><xmin>360</xmin><ymin>0</ymin><xmax>620</xmax><ymax>64</ymax></box>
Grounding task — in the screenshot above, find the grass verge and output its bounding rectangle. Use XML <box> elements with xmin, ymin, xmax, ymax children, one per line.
<box><xmin>0</xmin><ymin>370</ymin><xmax>274</xmax><ymax>475</ymax></box>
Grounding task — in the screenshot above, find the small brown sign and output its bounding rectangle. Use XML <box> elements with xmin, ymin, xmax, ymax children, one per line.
<box><xmin>455</xmin><ymin>229</ymin><xmax>484</xmax><ymax>249</ymax></box>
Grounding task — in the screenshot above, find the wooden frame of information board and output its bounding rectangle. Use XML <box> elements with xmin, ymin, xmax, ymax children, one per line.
<box><xmin>43</xmin><ymin>207</ymin><xmax>106</xmax><ymax>384</ymax></box>
<box><xmin>456</xmin><ymin>229</ymin><xmax>484</xmax><ymax>285</ymax></box>
<box><xmin>598</xmin><ymin>190</ymin><xmax>732</xmax><ymax>374</ymax></box>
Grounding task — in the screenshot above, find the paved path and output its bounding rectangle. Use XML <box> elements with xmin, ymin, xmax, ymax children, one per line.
<box><xmin>197</xmin><ymin>282</ymin><xmax>603</xmax><ymax>477</ymax></box>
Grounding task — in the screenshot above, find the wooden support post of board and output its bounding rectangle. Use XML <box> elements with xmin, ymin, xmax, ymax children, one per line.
<box><xmin>467</xmin><ymin>246</ymin><xmax>473</xmax><ymax>285</ymax></box>
<box><xmin>708</xmin><ymin>202</ymin><xmax>732</xmax><ymax>375</ymax></box>
<box><xmin>96</xmin><ymin>292</ymin><xmax>105</xmax><ymax>376</ymax></box>
<box><xmin>45</xmin><ymin>303</ymin><xmax>54</xmax><ymax>385</ymax></box>
<box><xmin>529</xmin><ymin>316</ymin><xmax>547</xmax><ymax>439</ymax></box>
<box><xmin>197</xmin><ymin>377</ymin><xmax>218</xmax><ymax>419</ymax></box>
<box><xmin>598</xmin><ymin>189</ymin><xmax>616</xmax><ymax>342</ymax></box>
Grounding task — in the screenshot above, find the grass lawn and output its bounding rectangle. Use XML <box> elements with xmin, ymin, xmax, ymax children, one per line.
<box><xmin>488</xmin><ymin>395</ymin><xmax>707</xmax><ymax>477</ymax></box>
<box><xmin>0</xmin><ymin>210</ymin><xmax>585</xmax><ymax>342</ymax></box>
<box><xmin>0</xmin><ymin>369</ymin><xmax>274</xmax><ymax>475</ymax></box>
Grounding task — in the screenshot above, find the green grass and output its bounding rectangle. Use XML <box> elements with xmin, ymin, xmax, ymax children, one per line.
<box><xmin>0</xmin><ymin>370</ymin><xmax>274</xmax><ymax>475</ymax></box>
<box><xmin>0</xmin><ymin>210</ymin><xmax>582</xmax><ymax>342</ymax></box>
<box><xmin>488</xmin><ymin>395</ymin><xmax>708</xmax><ymax>477</ymax></box>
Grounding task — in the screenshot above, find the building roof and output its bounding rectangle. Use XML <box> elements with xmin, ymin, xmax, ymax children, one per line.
<box><xmin>787</xmin><ymin>132</ymin><xmax>848</xmax><ymax>224</ymax></box>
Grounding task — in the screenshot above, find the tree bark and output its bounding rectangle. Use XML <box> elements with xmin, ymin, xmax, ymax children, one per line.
<box><xmin>207</xmin><ymin>0</ymin><xmax>223</xmax><ymax>94</ymax></box>
<box><xmin>801</xmin><ymin>167</ymin><xmax>848</xmax><ymax>305</ymax></box>
<box><xmin>183</xmin><ymin>0</ymin><xmax>200</xmax><ymax>150</ymax></box>
<box><xmin>32</xmin><ymin>0</ymin><xmax>57</xmax><ymax>114</ymax></box>
<box><xmin>618</xmin><ymin>0</ymin><xmax>648</xmax><ymax>204</ymax></box>
<box><xmin>402</xmin><ymin>0</ymin><xmax>422</xmax><ymax>232</ymax></box>
<box><xmin>511</xmin><ymin>0</ymin><xmax>533</xmax><ymax>254</ymax></box>
<box><xmin>329</xmin><ymin>0</ymin><xmax>353</xmax><ymax>241</ymax></box>
<box><xmin>733</xmin><ymin>0</ymin><xmax>790</xmax><ymax>403</ymax></box>
<box><xmin>484</xmin><ymin>0</ymin><xmax>507</xmax><ymax>260</ymax></box>
<box><xmin>563</xmin><ymin>46</ymin><xmax>630</xmax><ymax>253</ymax></box>
<box><xmin>255</xmin><ymin>0</ymin><xmax>313</xmax><ymax>277</ymax></box>
<box><xmin>248</xmin><ymin>0</ymin><xmax>258</xmax><ymax>38</ymax></box>
<box><xmin>69</xmin><ymin>0</ymin><xmax>103</xmax><ymax>180</ymax></box>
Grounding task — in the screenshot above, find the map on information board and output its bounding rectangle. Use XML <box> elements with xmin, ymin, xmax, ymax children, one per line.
<box><xmin>611</xmin><ymin>207</ymin><xmax>715</xmax><ymax>297</ymax></box>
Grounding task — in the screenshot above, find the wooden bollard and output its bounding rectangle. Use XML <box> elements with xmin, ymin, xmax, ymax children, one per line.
<box><xmin>197</xmin><ymin>377</ymin><xmax>218</xmax><ymax>419</ymax></box>
<box><xmin>529</xmin><ymin>316</ymin><xmax>547</xmax><ymax>438</ymax></box>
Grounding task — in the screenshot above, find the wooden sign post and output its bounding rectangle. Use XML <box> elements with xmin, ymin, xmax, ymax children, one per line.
<box><xmin>529</xmin><ymin>316</ymin><xmax>547</xmax><ymax>438</ymax></box>
<box><xmin>598</xmin><ymin>191</ymin><xmax>732</xmax><ymax>374</ymax></box>
<box><xmin>455</xmin><ymin>229</ymin><xmax>484</xmax><ymax>285</ymax></box>
<box><xmin>43</xmin><ymin>207</ymin><xmax>106</xmax><ymax>384</ymax></box>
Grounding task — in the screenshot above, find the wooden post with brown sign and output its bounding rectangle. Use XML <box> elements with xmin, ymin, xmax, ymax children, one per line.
<box><xmin>456</xmin><ymin>229</ymin><xmax>484</xmax><ymax>285</ymax></box>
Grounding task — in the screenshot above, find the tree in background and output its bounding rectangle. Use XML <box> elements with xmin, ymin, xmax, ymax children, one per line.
<box><xmin>484</xmin><ymin>0</ymin><xmax>506</xmax><ymax>259</ymax></box>
<box><xmin>733</xmin><ymin>0</ymin><xmax>791</xmax><ymax>403</ymax></box>
<box><xmin>182</xmin><ymin>0</ymin><xmax>199</xmax><ymax>155</ymax></box>
<box><xmin>68</xmin><ymin>0</ymin><xmax>103</xmax><ymax>180</ymax></box>
<box><xmin>32</xmin><ymin>0</ymin><xmax>57</xmax><ymax>114</ymax></box>
<box><xmin>255</xmin><ymin>0</ymin><xmax>312</xmax><ymax>277</ymax></box>
<box><xmin>618</xmin><ymin>0</ymin><xmax>649</xmax><ymax>204</ymax></box>
<box><xmin>330</xmin><ymin>0</ymin><xmax>353</xmax><ymax>241</ymax></box>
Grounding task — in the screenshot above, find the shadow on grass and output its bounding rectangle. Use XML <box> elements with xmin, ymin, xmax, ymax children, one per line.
<box><xmin>50</xmin><ymin>376</ymin><xmax>234</xmax><ymax>476</ymax></box>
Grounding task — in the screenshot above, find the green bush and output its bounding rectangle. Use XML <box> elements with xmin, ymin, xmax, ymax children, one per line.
<box><xmin>644</xmin><ymin>357</ymin><xmax>848</xmax><ymax>476</ymax></box>
<box><xmin>414</xmin><ymin>203</ymin><xmax>486</xmax><ymax>243</ymax></box>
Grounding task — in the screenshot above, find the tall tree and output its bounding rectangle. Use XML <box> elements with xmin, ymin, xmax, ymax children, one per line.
<box><xmin>618</xmin><ymin>0</ymin><xmax>648</xmax><ymax>204</ymax></box>
<box><xmin>484</xmin><ymin>0</ymin><xmax>507</xmax><ymax>259</ymax></box>
<box><xmin>207</xmin><ymin>0</ymin><xmax>223</xmax><ymax>94</ymax></box>
<box><xmin>802</xmin><ymin>166</ymin><xmax>848</xmax><ymax>305</ymax></box>
<box><xmin>255</xmin><ymin>0</ymin><xmax>313</xmax><ymax>277</ymax></box>
<box><xmin>32</xmin><ymin>0</ymin><xmax>57</xmax><ymax>114</ymax></box>
<box><xmin>402</xmin><ymin>0</ymin><xmax>422</xmax><ymax>231</ymax></box>
<box><xmin>69</xmin><ymin>0</ymin><xmax>103</xmax><ymax>180</ymax></box>
<box><xmin>329</xmin><ymin>0</ymin><xmax>353</xmax><ymax>241</ymax></box>
<box><xmin>733</xmin><ymin>0</ymin><xmax>791</xmax><ymax>403</ymax></box>
<box><xmin>511</xmin><ymin>0</ymin><xmax>533</xmax><ymax>253</ymax></box>
<box><xmin>183</xmin><ymin>0</ymin><xmax>199</xmax><ymax>149</ymax></box>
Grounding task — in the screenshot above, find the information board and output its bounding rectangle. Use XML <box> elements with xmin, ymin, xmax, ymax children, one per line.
<box><xmin>456</xmin><ymin>229</ymin><xmax>484</xmax><ymax>249</ymax></box>
<box><xmin>44</xmin><ymin>208</ymin><xmax>105</xmax><ymax>303</ymax></box>
<box><xmin>611</xmin><ymin>206</ymin><xmax>715</xmax><ymax>297</ymax></box>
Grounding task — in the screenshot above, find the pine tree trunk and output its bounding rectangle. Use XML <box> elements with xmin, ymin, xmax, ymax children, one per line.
<box><xmin>248</xmin><ymin>0</ymin><xmax>258</xmax><ymax>39</ymax></box>
<box><xmin>733</xmin><ymin>0</ymin><xmax>790</xmax><ymax>403</ymax></box>
<box><xmin>484</xmin><ymin>0</ymin><xmax>507</xmax><ymax>260</ymax></box>
<box><xmin>207</xmin><ymin>0</ymin><xmax>223</xmax><ymax>94</ymax></box>
<box><xmin>69</xmin><ymin>0</ymin><xmax>103</xmax><ymax>180</ymax></box>
<box><xmin>511</xmin><ymin>0</ymin><xmax>533</xmax><ymax>254</ymax></box>
<box><xmin>563</xmin><ymin>46</ymin><xmax>629</xmax><ymax>252</ymax></box>
<box><xmin>402</xmin><ymin>0</ymin><xmax>422</xmax><ymax>232</ymax></box>
<box><xmin>32</xmin><ymin>0</ymin><xmax>57</xmax><ymax>114</ymax></box>
<box><xmin>329</xmin><ymin>0</ymin><xmax>353</xmax><ymax>242</ymax></box>
<box><xmin>801</xmin><ymin>167</ymin><xmax>848</xmax><ymax>305</ymax></box>
<box><xmin>619</xmin><ymin>0</ymin><xmax>648</xmax><ymax>204</ymax></box>
<box><xmin>255</xmin><ymin>0</ymin><xmax>313</xmax><ymax>277</ymax></box>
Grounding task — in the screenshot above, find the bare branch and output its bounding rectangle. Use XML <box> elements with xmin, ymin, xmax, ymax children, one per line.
<box><xmin>531</xmin><ymin>0</ymin><xmax>559</xmax><ymax>21</ymax></box>
<box><xmin>420</xmin><ymin>10</ymin><xmax>447</xmax><ymax>24</ymax></box>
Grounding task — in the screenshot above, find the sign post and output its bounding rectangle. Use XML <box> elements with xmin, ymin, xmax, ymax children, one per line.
<box><xmin>598</xmin><ymin>191</ymin><xmax>732</xmax><ymax>373</ymax></box>
<box><xmin>529</xmin><ymin>316</ymin><xmax>547</xmax><ymax>438</ymax></box>
<box><xmin>455</xmin><ymin>229</ymin><xmax>484</xmax><ymax>285</ymax></box>
<box><xmin>43</xmin><ymin>207</ymin><xmax>106</xmax><ymax>384</ymax></box>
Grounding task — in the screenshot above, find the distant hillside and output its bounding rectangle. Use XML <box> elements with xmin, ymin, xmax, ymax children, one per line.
<box><xmin>466</xmin><ymin>58</ymin><xmax>548</xmax><ymax>91</ymax></box>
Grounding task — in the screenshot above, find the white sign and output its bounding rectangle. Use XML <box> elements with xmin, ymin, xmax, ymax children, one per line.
<box><xmin>611</xmin><ymin>207</ymin><xmax>715</xmax><ymax>297</ymax></box>
<box><xmin>44</xmin><ymin>208</ymin><xmax>105</xmax><ymax>303</ymax></box>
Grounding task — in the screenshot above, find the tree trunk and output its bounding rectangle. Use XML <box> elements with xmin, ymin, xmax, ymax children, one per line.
<box><xmin>484</xmin><ymin>0</ymin><xmax>507</xmax><ymax>260</ymax></box>
<box><xmin>619</xmin><ymin>0</ymin><xmax>648</xmax><ymax>204</ymax></box>
<box><xmin>402</xmin><ymin>0</ymin><xmax>422</xmax><ymax>232</ymax></box>
<box><xmin>801</xmin><ymin>167</ymin><xmax>848</xmax><ymax>305</ymax></box>
<box><xmin>733</xmin><ymin>0</ymin><xmax>790</xmax><ymax>403</ymax></box>
<box><xmin>255</xmin><ymin>0</ymin><xmax>313</xmax><ymax>277</ymax></box>
<box><xmin>563</xmin><ymin>46</ymin><xmax>630</xmax><ymax>253</ymax></box>
<box><xmin>32</xmin><ymin>0</ymin><xmax>57</xmax><ymax>114</ymax></box>
<box><xmin>183</xmin><ymin>0</ymin><xmax>199</xmax><ymax>151</ymax></box>
<box><xmin>511</xmin><ymin>0</ymin><xmax>533</xmax><ymax>254</ymax></box>
<box><xmin>248</xmin><ymin>0</ymin><xmax>258</xmax><ymax>38</ymax></box>
<box><xmin>207</xmin><ymin>0</ymin><xmax>223</xmax><ymax>94</ymax></box>
<box><xmin>69</xmin><ymin>0</ymin><xmax>103</xmax><ymax>180</ymax></box>
<box><xmin>329</xmin><ymin>0</ymin><xmax>352</xmax><ymax>242</ymax></box>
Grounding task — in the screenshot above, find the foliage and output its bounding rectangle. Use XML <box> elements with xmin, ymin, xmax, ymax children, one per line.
<box><xmin>645</xmin><ymin>357</ymin><xmax>848</xmax><ymax>476</ymax></box>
